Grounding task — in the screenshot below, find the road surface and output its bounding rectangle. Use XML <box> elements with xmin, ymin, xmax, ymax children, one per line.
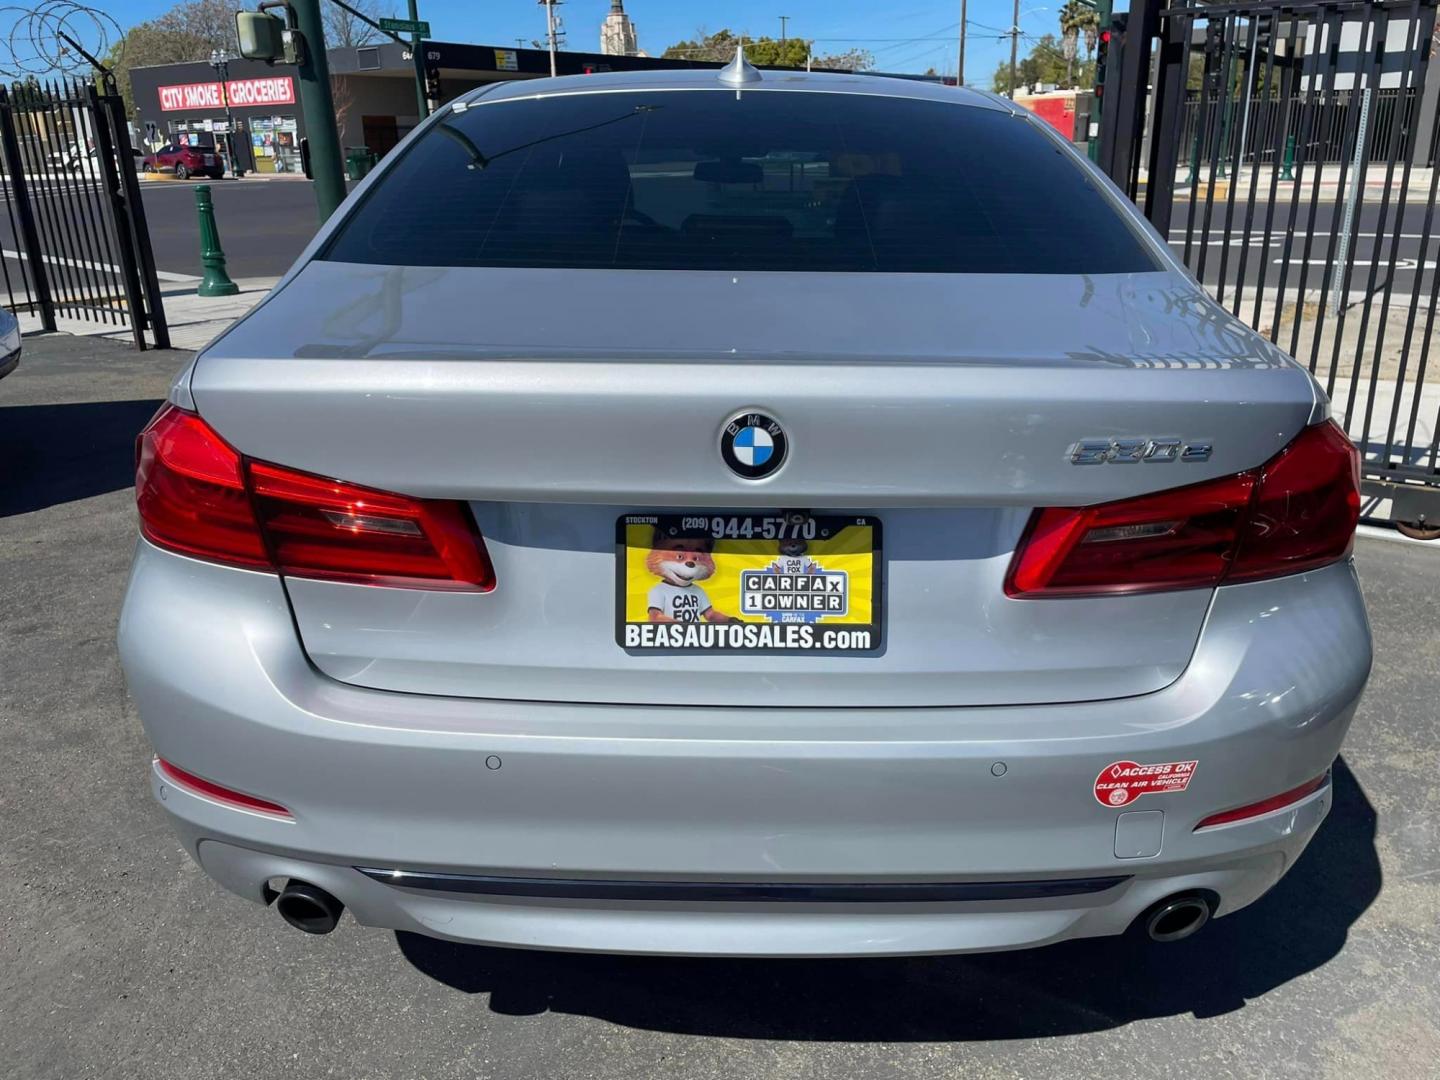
<box><xmin>0</xmin><ymin>175</ymin><xmax>1435</xmax><ymax>301</ymax></box>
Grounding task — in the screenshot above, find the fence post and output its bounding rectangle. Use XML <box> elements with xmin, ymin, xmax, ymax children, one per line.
<box><xmin>0</xmin><ymin>85</ymin><xmax>55</xmax><ymax>332</ymax></box>
<box><xmin>1332</xmin><ymin>86</ymin><xmax>1371</xmax><ymax>316</ymax></box>
<box><xmin>94</xmin><ymin>81</ymin><xmax>170</xmax><ymax>349</ymax></box>
<box><xmin>1142</xmin><ymin>5</ymin><xmax>1190</xmax><ymax>233</ymax></box>
<box><xmin>87</xmin><ymin>81</ymin><xmax>151</xmax><ymax>350</ymax></box>
<box><xmin>1099</xmin><ymin>0</ymin><xmax>1167</xmax><ymax>198</ymax></box>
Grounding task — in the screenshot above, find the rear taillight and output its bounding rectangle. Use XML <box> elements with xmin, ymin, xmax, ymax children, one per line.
<box><xmin>1227</xmin><ymin>419</ymin><xmax>1361</xmax><ymax>582</ymax></box>
<box><xmin>1006</xmin><ymin>421</ymin><xmax>1360</xmax><ymax>598</ymax></box>
<box><xmin>136</xmin><ymin>405</ymin><xmax>494</xmax><ymax>590</ymax></box>
<box><xmin>135</xmin><ymin>405</ymin><xmax>270</xmax><ymax>568</ymax></box>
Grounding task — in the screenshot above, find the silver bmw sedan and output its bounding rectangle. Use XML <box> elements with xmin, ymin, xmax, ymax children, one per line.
<box><xmin>119</xmin><ymin>60</ymin><xmax>1369</xmax><ymax>956</ymax></box>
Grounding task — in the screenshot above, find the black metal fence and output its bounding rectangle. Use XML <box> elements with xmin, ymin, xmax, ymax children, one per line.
<box><xmin>0</xmin><ymin>77</ymin><xmax>168</xmax><ymax>349</ymax></box>
<box><xmin>1176</xmin><ymin>86</ymin><xmax>1422</xmax><ymax>169</ymax></box>
<box><xmin>1101</xmin><ymin>0</ymin><xmax>1440</xmax><ymax>525</ymax></box>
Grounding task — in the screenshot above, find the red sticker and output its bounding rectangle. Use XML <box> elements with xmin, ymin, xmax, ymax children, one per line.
<box><xmin>1094</xmin><ymin>759</ymin><xmax>1198</xmax><ymax>807</ymax></box>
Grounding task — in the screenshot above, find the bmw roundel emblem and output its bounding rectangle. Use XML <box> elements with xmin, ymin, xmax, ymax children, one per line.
<box><xmin>721</xmin><ymin>411</ymin><xmax>788</xmax><ymax>480</ymax></box>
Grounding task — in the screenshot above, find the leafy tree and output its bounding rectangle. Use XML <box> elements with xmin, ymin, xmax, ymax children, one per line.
<box><xmin>662</xmin><ymin>28</ymin><xmax>871</xmax><ymax>71</ymax></box>
<box><xmin>812</xmin><ymin>47</ymin><xmax>875</xmax><ymax>72</ymax></box>
<box><xmin>992</xmin><ymin>34</ymin><xmax>1093</xmax><ymax>94</ymax></box>
<box><xmin>662</xmin><ymin>28</ymin><xmax>804</xmax><ymax>66</ymax></box>
<box><xmin>325</xmin><ymin>0</ymin><xmax>395</xmax><ymax>48</ymax></box>
<box><xmin>155</xmin><ymin>0</ymin><xmax>244</xmax><ymax>45</ymax></box>
<box><xmin>107</xmin><ymin>0</ymin><xmax>241</xmax><ymax>114</ymax></box>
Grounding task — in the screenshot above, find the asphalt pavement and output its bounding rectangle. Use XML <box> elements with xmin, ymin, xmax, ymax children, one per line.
<box><xmin>2</xmin><ymin>333</ymin><xmax>1439</xmax><ymax>1079</ymax></box>
<box><xmin>2</xmin><ymin>176</ymin><xmax>1437</xmax><ymax>300</ymax></box>
<box><xmin>133</xmin><ymin>177</ymin><xmax>321</xmax><ymax>280</ymax></box>
<box><xmin>0</xmin><ymin>177</ymin><xmax>321</xmax><ymax>287</ymax></box>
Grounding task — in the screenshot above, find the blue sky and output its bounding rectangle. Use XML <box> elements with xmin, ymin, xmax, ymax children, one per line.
<box><xmin>88</xmin><ymin>0</ymin><xmax>1076</xmax><ymax>85</ymax></box>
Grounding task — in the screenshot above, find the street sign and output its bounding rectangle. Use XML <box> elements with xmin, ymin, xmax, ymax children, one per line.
<box><xmin>380</xmin><ymin>17</ymin><xmax>431</xmax><ymax>36</ymax></box>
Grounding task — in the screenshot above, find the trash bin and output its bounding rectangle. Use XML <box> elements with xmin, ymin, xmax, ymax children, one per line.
<box><xmin>345</xmin><ymin>147</ymin><xmax>378</xmax><ymax>181</ymax></box>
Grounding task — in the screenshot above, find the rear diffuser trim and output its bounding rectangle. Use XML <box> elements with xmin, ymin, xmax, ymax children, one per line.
<box><xmin>354</xmin><ymin>867</ymin><xmax>1131</xmax><ymax>903</ymax></box>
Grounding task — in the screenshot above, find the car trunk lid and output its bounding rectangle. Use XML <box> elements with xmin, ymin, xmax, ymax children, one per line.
<box><xmin>187</xmin><ymin>262</ymin><xmax>1318</xmax><ymax>707</ymax></box>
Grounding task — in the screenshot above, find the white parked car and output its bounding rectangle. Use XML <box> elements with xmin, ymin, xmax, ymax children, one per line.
<box><xmin>0</xmin><ymin>305</ymin><xmax>19</xmax><ymax>381</ymax></box>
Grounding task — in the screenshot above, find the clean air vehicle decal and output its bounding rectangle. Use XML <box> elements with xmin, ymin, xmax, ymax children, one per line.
<box><xmin>1093</xmin><ymin>759</ymin><xmax>1198</xmax><ymax>807</ymax></box>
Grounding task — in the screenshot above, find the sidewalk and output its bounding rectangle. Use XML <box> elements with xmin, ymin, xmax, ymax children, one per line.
<box><xmin>1141</xmin><ymin>163</ymin><xmax>1437</xmax><ymax>200</ymax></box>
<box><xmin>16</xmin><ymin>275</ymin><xmax>280</xmax><ymax>351</ymax></box>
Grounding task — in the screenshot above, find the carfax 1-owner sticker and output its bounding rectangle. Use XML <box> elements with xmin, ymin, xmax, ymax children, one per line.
<box><xmin>616</xmin><ymin>514</ymin><xmax>882</xmax><ymax>654</ymax></box>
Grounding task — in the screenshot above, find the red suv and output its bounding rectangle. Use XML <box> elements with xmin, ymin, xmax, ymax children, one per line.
<box><xmin>141</xmin><ymin>143</ymin><xmax>223</xmax><ymax>180</ymax></box>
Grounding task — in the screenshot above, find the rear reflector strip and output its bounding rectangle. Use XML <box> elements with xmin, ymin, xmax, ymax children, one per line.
<box><xmin>1194</xmin><ymin>772</ymin><xmax>1329</xmax><ymax>831</ymax></box>
<box><xmin>155</xmin><ymin>758</ymin><xmax>293</xmax><ymax>820</ymax></box>
<box><xmin>355</xmin><ymin>867</ymin><xmax>1130</xmax><ymax>902</ymax></box>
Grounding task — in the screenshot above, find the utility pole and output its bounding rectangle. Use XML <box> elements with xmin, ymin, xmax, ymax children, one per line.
<box><xmin>541</xmin><ymin>0</ymin><xmax>559</xmax><ymax>77</ymax></box>
<box><xmin>779</xmin><ymin>15</ymin><xmax>789</xmax><ymax>44</ymax></box>
<box><xmin>291</xmin><ymin>0</ymin><xmax>346</xmax><ymax>221</ymax></box>
<box><xmin>1084</xmin><ymin>0</ymin><xmax>1112</xmax><ymax>161</ymax></box>
<box><xmin>958</xmin><ymin>0</ymin><xmax>966</xmax><ymax>86</ymax></box>
<box><xmin>1008</xmin><ymin>0</ymin><xmax>1021</xmax><ymax>98</ymax></box>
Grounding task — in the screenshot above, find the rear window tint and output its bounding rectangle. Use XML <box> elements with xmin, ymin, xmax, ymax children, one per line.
<box><xmin>322</xmin><ymin>89</ymin><xmax>1159</xmax><ymax>274</ymax></box>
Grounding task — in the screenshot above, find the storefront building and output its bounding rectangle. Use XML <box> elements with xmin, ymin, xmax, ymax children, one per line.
<box><xmin>128</xmin><ymin>42</ymin><xmax>716</xmax><ymax>174</ymax></box>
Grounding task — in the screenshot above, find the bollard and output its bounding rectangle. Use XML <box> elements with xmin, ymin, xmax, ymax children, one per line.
<box><xmin>1280</xmin><ymin>133</ymin><xmax>1296</xmax><ymax>181</ymax></box>
<box><xmin>194</xmin><ymin>184</ymin><xmax>239</xmax><ymax>298</ymax></box>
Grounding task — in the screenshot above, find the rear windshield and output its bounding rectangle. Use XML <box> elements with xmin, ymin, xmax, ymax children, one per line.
<box><xmin>323</xmin><ymin>89</ymin><xmax>1159</xmax><ymax>274</ymax></box>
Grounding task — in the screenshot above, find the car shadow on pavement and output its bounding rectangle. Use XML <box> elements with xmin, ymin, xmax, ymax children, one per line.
<box><xmin>396</xmin><ymin>757</ymin><xmax>1379</xmax><ymax>1038</ymax></box>
<box><xmin>0</xmin><ymin>399</ymin><xmax>162</xmax><ymax>517</ymax></box>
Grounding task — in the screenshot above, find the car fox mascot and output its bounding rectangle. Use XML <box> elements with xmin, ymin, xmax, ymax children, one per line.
<box><xmin>645</xmin><ymin>529</ymin><xmax>733</xmax><ymax>624</ymax></box>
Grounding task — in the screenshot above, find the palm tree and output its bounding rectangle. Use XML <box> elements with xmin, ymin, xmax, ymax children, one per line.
<box><xmin>1054</xmin><ymin>1</ymin><xmax>1082</xmax><ymax>85</ymax></box>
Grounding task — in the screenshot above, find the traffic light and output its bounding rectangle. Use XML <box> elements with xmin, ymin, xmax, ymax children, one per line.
<box><xmin>1095</xmin><ymin>29</ymin><xmax>1110</xmax><ymax>98</ymax></box>
<box><xmin>424</xmin><ymin>64</ymin><xmax>442</xmax><ymax>101</ymax></box>
<box><xmin>1094</xmin><ymin>13</ymin><xmax>1126</xmax><ymax>100</ymax></box>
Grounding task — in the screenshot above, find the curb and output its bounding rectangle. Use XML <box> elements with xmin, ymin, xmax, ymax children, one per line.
<box><xmin>1358</xmin><ymin>522</ymin><xmax>1440</xmax><ymax>548</ymax></box>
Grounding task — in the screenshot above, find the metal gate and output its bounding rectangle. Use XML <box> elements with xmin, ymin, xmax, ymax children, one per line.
<box><xmin>0</xmin><ymin>75</ymin><xmax>168</xmax><ymax>349</ymax></box>
<box><xmin>1100</xmin><ymin>0</ymin><xmax>1440</xmax><ymax>534</ymax></box>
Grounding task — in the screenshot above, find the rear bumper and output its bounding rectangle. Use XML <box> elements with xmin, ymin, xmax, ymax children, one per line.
<box><xmin>120</xmin><ymin>540</ymin><xmax>1371</xmax><ymax>956</ymax></box>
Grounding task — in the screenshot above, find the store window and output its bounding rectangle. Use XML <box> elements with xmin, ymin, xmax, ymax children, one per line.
<box><xmin>250</xmin><ymin>116</ymin><xmax>300</xmax><ymax>174</ymax></box>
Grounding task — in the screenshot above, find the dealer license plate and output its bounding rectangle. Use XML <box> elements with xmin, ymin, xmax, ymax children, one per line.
<box><xmin>616</xmin><ymin>513</ymin><xmax>882</xmax><ymax>654</ymax></box>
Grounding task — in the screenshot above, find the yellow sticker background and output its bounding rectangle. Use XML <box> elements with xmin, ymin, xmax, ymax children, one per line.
<box><xmin>623</xmin><ymin>522</ymin><xmax>874</xmax><ymax>624</ymax></box>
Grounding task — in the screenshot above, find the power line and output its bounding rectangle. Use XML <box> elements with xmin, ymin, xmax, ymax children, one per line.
<box><xmin>885</xmin><ymin>40</ymin><xmax>955</xmax><ymax>72</ymax></box>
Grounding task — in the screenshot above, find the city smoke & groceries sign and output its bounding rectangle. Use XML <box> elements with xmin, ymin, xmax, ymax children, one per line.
<box><xmin>157</xmin><ymin>77</ymin><xmax>296</xmax><ymax>112</ymax></box>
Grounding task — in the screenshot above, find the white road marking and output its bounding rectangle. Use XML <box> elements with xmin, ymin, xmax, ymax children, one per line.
<box><xmin>1170</xmin><ymin>231</ymin><xmax>1431</xmax><ymax>242</ymax></box>
<box><xmin>1</xmin><ymin>247</ymin><xmax>199</xmax><ymax>283</ymax></box>
<box><xmin>1270</xmin><ymin>257</ymin><xmax>1437</xmax><ymax>269</ymax></box>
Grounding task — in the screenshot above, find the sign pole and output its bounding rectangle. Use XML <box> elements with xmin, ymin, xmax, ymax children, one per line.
<box><xmin>376</xmin><ymin>9</ymin><xmax>432</xmax><ymax>117</ymax></box>
<box><xmin>408</xmin><ymin>0</ymin><xmax>429</xmax><ymax>118</ymax></box>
